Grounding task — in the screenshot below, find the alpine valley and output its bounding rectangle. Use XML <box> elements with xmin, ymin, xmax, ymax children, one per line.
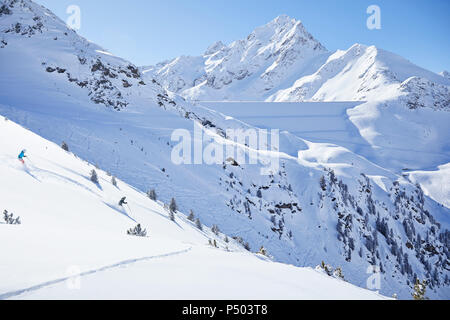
<box><xmin>0</xmin><ymin>0</ymin><xmax>449</xmax><ymax>299</ymax></box>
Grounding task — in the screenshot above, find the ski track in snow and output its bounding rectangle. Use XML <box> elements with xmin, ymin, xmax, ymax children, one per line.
<box><xmin>0</xmin><ymin>247</ymin><xmax>192</xmax><ymax>300</ymax></box>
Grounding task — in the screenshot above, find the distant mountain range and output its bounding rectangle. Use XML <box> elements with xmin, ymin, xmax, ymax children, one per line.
<box><xmin>142</xmin><ymin>15</ymin><xmax>449</xmax><ymax>110</ymax></box>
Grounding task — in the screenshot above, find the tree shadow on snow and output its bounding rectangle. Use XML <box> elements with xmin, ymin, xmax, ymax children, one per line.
<box><xmin>102</xmin><ymin>201</ymin><xmax>137</xmax><ymax>223</ymax></box>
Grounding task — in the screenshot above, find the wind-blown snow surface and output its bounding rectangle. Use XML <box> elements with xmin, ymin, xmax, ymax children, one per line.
<box><xmin>0</xmin><ymin>117</ymin><xmax>391</xmax><ymax>300</ymax></box>
<box><xmin>1</xmin><ymin>0</ymin><xmax>450</xmax><ymax>299</ymax></box>
<box><xmin>201</xmin><ymin>101</ymin><xmax>450</xmax><ymax>186</ymax></box>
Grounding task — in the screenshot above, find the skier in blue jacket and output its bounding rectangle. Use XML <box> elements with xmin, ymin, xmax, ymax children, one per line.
<box><xmin>18</xmin><ymin>149</ymin><xmax>27</xmax><ymax>164</ymax></box>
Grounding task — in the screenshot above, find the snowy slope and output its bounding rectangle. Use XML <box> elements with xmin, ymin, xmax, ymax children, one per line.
<box><xmin>407</xmin><ymin>163</ymin><xmax>450</xmax><ymax>209</ymax></box>
<box><xmin>1</xmin><ymin>0</ymin><xmax>449</xmax><ymax>300</ymax></box>
<box><xmin>1</xmin><ymin>116</ymin><xmax>392</xmax><ymax>300</ymax></box>
<box><xmin>201</xmin><ymin>101</ymin><xmax>450</xmax><ymax>181</ymax></box>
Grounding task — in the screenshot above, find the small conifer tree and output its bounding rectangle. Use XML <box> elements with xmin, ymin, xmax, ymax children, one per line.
<box><xmin>61</xmin><ymin>141</ymin><xmax>69</xmax><ymax>152</ymax></box>
<box><xmin>412</xmin><ymin>279</ymin><xmax>427</xmax><ymax>300</ymax></box>
<box><xmin>90</xmin><ymin>169</ymin><xmax>98</xmax><ymax>184</ymax></box>
<box><xmin>320</xmin><ymin>176</ymin><xmax>327</xmax><ymax>191</ymax></box>
<box><xmin>256</xmin><ymin>189</ymin><xmax>262</xmax><ymax>198</ymax></box>
<box><xmin>169</xmin><ymin>198</ymin><xmax>177</xmax><ymax>213</ymax></box>
<box><xmin>334</xmin><ymin>267</ymin><xmax>345</xmax><ymax>280</ymax></box>
<box><xmin>211</xmin><ymin>224</ymin><xmax>220</xmax><ymax>236</ymax></box>
<box><xmin>147</xmin><ymin>189</ymin><xmax>157</xmax><ymax>201</ymax></box>
<box><xmin>3</xmin><ymin>210</ymin><xmax>21</xmax><ymax>225</ymax></box>
<box><xmin>187</xmin><ymin>210</ymin><xmax>195</xmax><ymax>222</ymax></box>
<box><xmin>259</xmin><ymin>246</ymin><xmax>268</xmax><ymax>256</ymax></box>
<box><xmin>127</xmin><ymin>224</ymin><xmax>147</xmax><ymax>237</ymax></box>
<box><xmin>195</xmin><ymin>218</ymin><xmax>203</xmax><ymax>231</ymax></box>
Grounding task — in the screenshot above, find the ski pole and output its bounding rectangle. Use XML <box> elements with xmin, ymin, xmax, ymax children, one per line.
<box><xmin>125</xmin><ymin>203</ymin><xmax>134</xmax><ymax>219</ymax></box>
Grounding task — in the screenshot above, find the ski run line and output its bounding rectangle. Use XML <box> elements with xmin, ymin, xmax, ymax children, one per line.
<box><xmin>0</xmin><ymin>247</ymin><xmax>193</xmax><ymax>300</ymax></box>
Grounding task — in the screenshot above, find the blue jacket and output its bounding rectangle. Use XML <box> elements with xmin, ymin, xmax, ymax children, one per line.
<box><xmin>18</xmin><ymin>151</ymin><xmax>25</xmax><ymax>159</ymax></box>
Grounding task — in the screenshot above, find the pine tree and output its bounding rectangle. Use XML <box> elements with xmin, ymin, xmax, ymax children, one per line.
<box><xmin>3</xmin><ymin>209</ymin><xmax>10</xmax><ymax>223</ymax></box>
<box><xmin>320</xmin><ymin>261</ymin><xmax>334</xmax><ymax>276</ymax></box>
<box><xmin>169</xmin><ymin>198</ymin><xmax>177</xmax><ymax>213</ymax></box>
<box><xmin>334</xmin><ymin>267</ymin><xmax>345</xmax><ymax>280</ymax></box>
<box><xmin>412</xmin><ymin>279</ymin><xmax>427</xmax><ymax>300</ymax></box>
<box><xmin>187</xmin><ymin>210</ymin><xmax>195</xmax><ymax>221</ymax></box>
<box><xmin>127</xmin><ymin>224</ymin><xmax>147</xmax><ymax>237</ymax></box>
<box><xmin>319</xmin><ymin>176</ymin><xmax>327</xmax><ymax>191</ymax></box>
<box><xmin>61</xmin><ymin>141</ymin><xmax>69</xmax><ymax>152</ymax></box>
<box><xmin>259</xmin><ymin>246</ymin><xmax>268</xmax><ymax>256</ymax></box>
<box><xmin>147</xmin><ymin>189</ymin><xmax>157</xmax><ymax>201</ymax></box>
<box><xmin>195</xmin><ymin>218</ymin><xmax>203</xmax><ymax>231</ymax></box>
<box><xmin>90</xmin><ymin>169</ymin><xmax>98</xmax><ymax>184</ymax></box>
<box><xmin>3</xmin><ymin>210</ymin><xmax>21</xmax><ymax>225</ymax></box>
<box><xmin>211</xmin><ymin>224</ymin><xmax>220</xmax><ymax>236</ymax></box>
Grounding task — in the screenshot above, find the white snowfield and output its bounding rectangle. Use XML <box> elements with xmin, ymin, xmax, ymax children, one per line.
<box><xmin>144</xmin><ymin>15</ymin><xmax>450</xmax><ymax>208</ymax></box>
<box><xmin>1</xmin><ymin>0</ymin><xmax>449</xmax><ymax>300</ymax></box>
<box><xmin>200</xmin><ymin>101</ymin><xmax>450</xmax><ymax>207</ymax></box>
<box><xmin>0</xmin><ymin>117</ymin><xmax>388</xmax><ymax>300</ymax></box>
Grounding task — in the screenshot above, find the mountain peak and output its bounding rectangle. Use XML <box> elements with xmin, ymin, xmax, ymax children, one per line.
<box><xmin>272</xmin><ymin>14</ymin><xmax>297</xmax><ymax>25</ymax></box>
<box><xmin>247</xmin><ymin>15</ymin><xmax>326</xmax><ymax>53</ymax></box>
<box><xmin>252</xmin><ymin>14</ymin><xmax>303</xmax><ymax>36</ymax></box>
<box><xmin>205</xmin><ymin>41</ymin><xmax>226</xmax><ymax>55</ymax></box>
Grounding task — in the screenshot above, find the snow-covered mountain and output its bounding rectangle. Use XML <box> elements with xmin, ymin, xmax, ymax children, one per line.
<box><xmin>142</xmin><ymin>16</ymin><xmax>449</xmax><ymax>108</ymax></box>
<box><xmin>0</xmin><ymin>0</ymin><xmax>178</xmax><ymax>112</ymax></box>
<box><xmin>1</xmin><ymin>0</ymin><xmax>449</xmax><ymax>300</ymax></box>
<box><xmin>1</xmin><ymin>116</ymin><xmax>391</xmax><ymax>300</ymax></box>
<box><xmin>268</xmin><ymin>44</ymin><xmax>449</xmax><ymax>106</ymax></box>
<box><xmin>142</xmin><ymin>15</ymin><xmax>330</xmax><ymax>101</ymax></box>
<box><xmin>143</xmin><ymin>15</ymin><xmax>450</xmax><ymax>209</ymax></box>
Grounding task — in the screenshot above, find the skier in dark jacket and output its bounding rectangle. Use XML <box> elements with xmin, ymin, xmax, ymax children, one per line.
<box><xmin>119</xmin><ymin>197</ymin><xmax>128</xmax><ymax>207</ymax></box>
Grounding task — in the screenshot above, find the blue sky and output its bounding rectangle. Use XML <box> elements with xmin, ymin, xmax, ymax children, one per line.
<box><xmin>35</xmin><ymin>0</ymin><xmax>449</xmax><ymax>73</ymax></box>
